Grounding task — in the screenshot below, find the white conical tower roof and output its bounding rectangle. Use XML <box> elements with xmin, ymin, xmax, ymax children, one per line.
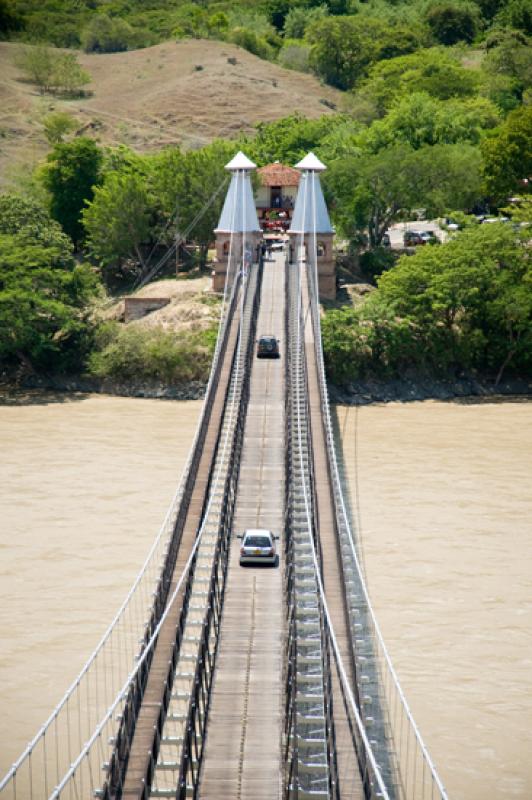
<box><xmin>215</xmin><ymin>152</ymin><xmax>260</xmax><ymax>233</ymax></box>
<box><xmin>225</xmin><ymin>151</ymin><xmax>256</xmax><ymax>171</ymax></box>
<box><xmin>289</xmin><ymin>153</ymin><xmax>333</xmax><ymax>234</ymax></box>
<box><xmin>295</xmin><ymin>152</ymin><xmax>326</xmax><ymax>172</ymax></box>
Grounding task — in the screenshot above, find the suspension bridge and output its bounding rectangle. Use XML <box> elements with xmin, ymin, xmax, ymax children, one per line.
<box><xmin>0</xmin><ymin>152</ymin><xmax>448</xmax><ymax>800</ymax></box>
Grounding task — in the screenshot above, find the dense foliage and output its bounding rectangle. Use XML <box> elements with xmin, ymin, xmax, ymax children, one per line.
<box><xmin>1</xmin><ymin>0</ymin><xmax>531</xmax><ymax>387</ymax></box>
<box><xmin>0</xmin><ymin>194</ymin><xmax>101</xmax><ymax>373</ymax></box>
<box><xmin>322</xmin><ymin>224</ymin><xmax>532</xmax><ymax>384</ymax></box>
<box><xmin>87</xmin><ymin>322</ymin><xmax>217</xmax><ymax>384</ymax></box>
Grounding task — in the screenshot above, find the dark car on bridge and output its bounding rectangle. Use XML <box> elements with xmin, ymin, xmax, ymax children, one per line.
<box><xmin>256</xmin><ymin>335</ymin><xmax>280</xmax><ymax>359</ymax></box>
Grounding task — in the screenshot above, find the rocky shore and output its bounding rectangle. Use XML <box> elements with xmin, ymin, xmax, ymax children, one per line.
<box><xmin>3</xmin><ymin>371</ymin><xmax>530</xmax><ymax>405</ymax></box>
<box><xmin>329</xmin><ymin>375</ymin><xmax>532</xmax><ymax>404</ymax></box>
<box><xmin>6</xmin><ymin>373</ymin><xmax>206</xmax><ymax>401</ymax></box>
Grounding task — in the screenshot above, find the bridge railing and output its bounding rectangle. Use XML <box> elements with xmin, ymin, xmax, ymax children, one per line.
<box><xmin>0</xmin><ymin>271</ymin><xmax>242</xmax><ymax>800</ymax></box>
<box><xmin>305</xmin><ymin>241</ymin><xmax>449</xmax><ymax>800</ymax></box>
<box><xmin>176</xmin><ymin>257</ymin><xmax>262</xmax><ymax>798</ymax></box>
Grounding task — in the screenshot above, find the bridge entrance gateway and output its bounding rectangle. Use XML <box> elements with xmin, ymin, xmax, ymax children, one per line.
<box><xmin>0</xmin><ymin>153</ymin><xmax>449</xmax><ymax>800</ymax></box>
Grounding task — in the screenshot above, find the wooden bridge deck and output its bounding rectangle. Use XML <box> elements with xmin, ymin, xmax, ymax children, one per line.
<box><xmin>198</xmin><ymin>254</ymin><xmax>286</xmax><ymax>799</ymax></box>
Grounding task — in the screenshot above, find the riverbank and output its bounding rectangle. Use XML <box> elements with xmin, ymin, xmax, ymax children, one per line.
<box><xmin>329</xmin><ymin>374</ymin><xmax>532</xmax><ymax>404</ymax></box>
<box><xmin>3</xmin><ymin>371</ymin><xmax>530</xmax><ymax>405</ymax></box>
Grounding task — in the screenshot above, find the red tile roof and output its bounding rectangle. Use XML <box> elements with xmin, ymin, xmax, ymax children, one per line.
<box><xmin>257</xmin><ymin>163</ymin><xmax>301</xmax><ymax>187</ymax></box>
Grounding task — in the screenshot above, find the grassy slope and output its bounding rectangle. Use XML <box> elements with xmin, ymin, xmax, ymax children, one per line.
<box><xmin>0</xmin><ymin>39</ymin><xmax>344</xmax><ymax>186</ymax></box>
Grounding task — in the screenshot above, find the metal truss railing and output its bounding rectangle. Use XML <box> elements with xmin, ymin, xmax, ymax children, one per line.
<box><xmin>173</xmin><ymin>258</ymin><xmax>263</xmax><ymax>798</ymax></box>
<box><xmin>304</xmin><ymin>241</ymin><xmax>448</xmax><ymax>800</ymax></box>
<box><xmin>283</xmin><ymin>258</ymin><xmax>338</xmax><ymax>800</ymax></box>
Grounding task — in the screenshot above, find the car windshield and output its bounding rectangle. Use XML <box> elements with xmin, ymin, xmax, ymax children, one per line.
<box><xmin>244</xmin><ymin>535</ymin><xmax>272</xmax><ymax>547</ymax></box>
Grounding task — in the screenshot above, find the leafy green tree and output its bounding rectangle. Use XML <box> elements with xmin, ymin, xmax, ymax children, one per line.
<box><xmin>494</xmin><ymin>0</ymin><xmax>532</xmax><ymax>35</ymax></box>
<box><xmin>483</xmin><ymin>33</ymin><xmax>532</xmax><ymax>95</ymax></box>
<box><xmin>229</xmin><ymin>27</ymin><xmax>275</xmax><ymax>60</ymax></box>
<box><xmin>283</xmin><ymin>4</ymin><xmax>328</xmax><ymax>38</ymax></box>
<box><xmin>325</xmin><ymin>143</ymin><xmax>482</xmax><ymax>247</ymax></box>
<box><xmin>15</xmin><ymin>45</ymin><xmax>90</xmax><ymax>95</ymax></box>
<box><xmin>41</xmin><ymin>137</ymin><xmax>103</xmax><ymax>244</ymax></box>
<box><xmin>0</xmin><ymin>0</ymin><xmax>23</xmax><ymax>35</ymax></box>
<box><xmin>307</xmin><ymin>15</ymin><xmax>422</xmax><ymax>90</ymax></box>
<box><xmin>358</xmin><ymin>49</ymin><xmax>479</xmax><ymax>114</ymax></box>
<box><xmin>52</xmin><ymin>53</ymin><xmax>91</xmax><ymax>95</ymax></box>
<box><xmin>137</xmin><ymin>139</ymin><xmax>236</xmax><ymax>274</ymax></box>
<box><xmin>15</xmin><ymin>45</ymin><xmax>56</xmax><ymax>93</ymax></box>
<box><xmin>375</xmin><ymin>223</ymin><xmax>532</xmax><ymax>381</ymax></box>
<box><xmin>481</xmin><ymin>105</ymin><xmax>532</xmax><ymax>201</ymax></box>
<box><xmin>361</xmin><ymin>92</ymin><xmax>500</xmax><ymax>152</ymax></box>
<box><xmin>83</xmin><ymin>170</ymin><xmax>154</xmax><ymax>281</ymax></box>
<box><xmin>425</xmin><ymin>2</ymin><xmax>480</xmax><ymax>45</ymax></box>
<box><xmin>247</xmin><ymin>114</ymin><xmax>334</xmax><ymax>164</ymax></box>
<box><xmin>472</xmin><ymin>0</ymin><xmax>504</xmax><ymax>22</ymax></box>
<box><xmin>0</xmin><ymin>194</ymin><xmax>101</xmax><ymax>373</ymax></box>
<box><xmin>81</xmin><ymin>13</ymin><xmax>137</xmax><ymax>52</ymax></box>
<box><xmin>502</xmin><ymin>195</ymin><xmax>532</xmax><ymax>224</ymax></box>
<box><xmin>0</xmin><ymin>193</ymin><xmax>54</xmax><ymax>235</ymax></box>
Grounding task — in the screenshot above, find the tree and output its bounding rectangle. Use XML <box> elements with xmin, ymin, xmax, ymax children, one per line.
<box><xmin>83</xmin><ymin>170</ymin><xmax>154</xmax><ymax>283</ymax></box>
<box><xmin>483</xmin><ymin>33</ymin><xmax>532</xmax><ymax>96</ymax></box>
<box><xmin>41</xmin><ymin>137</ymin><xmax>103</xmax><ymax>244</ymax></box>
<box><xmin>14</xmin><ymin>46</ymin><xmax>90</xmax><ymax>95</ymax></box>
<box><xmin>81</xmin><ymin>14</ymin><xmax>137</xmax><ymax>52</ymax></box>
<box><xmin>481</xmin><ymin>105</ymin><xmax>532</xmax><ymax>202</ymax></box>
<box><xmin>118</xmin><ymin>139</ymin><xmax>238</xmax><ymax>278</ymax></box>
<box><xmin>0</xmin><ymin>193</ymin><xmax>54</xmax><ymax>235</ymax></box>
<box><xmin>0</xmin><ymin>0</ymin><xmax>23</xmax><ymax>35</ymax></box>
<box><xmin>494</xmin><ymin>0</ymin><xmax>532</xmax><ymax>35</ymax></box>
<box><xmin>357</xmin><ymin>48</ymin><xmax>480</xmax><ymax>115</ymax></box>
<box><xmin>425</xmin><ymin>2</ymin><xmax>480</xmax><ymax>45</ymax></box>
<box><xmin>247</xmin><ymin>114</ymin><xmax>334</xmax><ymax>164</ymax></box>
<box><xmin>51</xmin><ymin>53</ymin><xmax>91</xmax><ymax>95</ymax></box>
<box><xmin>0</xmin><ymin>194</ymin><xmax>101</xmax><ymax>373</ymax></box>
<box><xmin>361</xmin><ymin>92</ymin><xmax>500</xmax><ymax>152</ymax></box>
<box><xmin>375</xmin><ymin>223</ymin><xmax>532</xmax><ymax>381</ymax></box>
<box><xmin>324</xmin><ymin>143</ymin><xmax>482</xmax><ymax>247</ymax></box>
<box><xmin>307</xmin><ymin>15</ymin><xmax>422</xmax><ymax>90</ymax></box>
<box><xmin>283</xmin><ymin>4</ymin><xmax>328</xmax><ymax>38</ymax></box>
<box><xmin>15</xmin><ymin>45</ymin><xmax>56</xmax><ymax>93</ymax></box>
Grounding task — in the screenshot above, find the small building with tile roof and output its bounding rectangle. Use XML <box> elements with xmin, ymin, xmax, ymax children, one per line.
<box><xmin>255</xmin><ymin>162</ymin><xmax>301</xmax><ymax>233</ymax></box>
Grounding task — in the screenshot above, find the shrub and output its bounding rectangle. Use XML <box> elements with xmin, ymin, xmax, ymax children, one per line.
<box><xmin>87</xmin><ymin>323</ymin><xmax>217</xmax><ymax>385</ymax></box>
<box><xmin>42</xmin><ymin>111</ymin><xmax>77</xmax><ymax>144</ymax></box>
<box><xmin>229</xmin><ymin>27</ymin><xmax>275</xmax><ymax>60</ymax></box>
<box><xmin>277</xmin><ymin>40</ymin><xmax>311</xmax><ymax>72</ymax></box>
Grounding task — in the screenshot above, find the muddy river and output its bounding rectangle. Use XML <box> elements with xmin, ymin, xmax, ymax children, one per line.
<box><xmin>0</xmin><ymin>393</ymin><xmax>530</xmax><ymax>799</ymax></box>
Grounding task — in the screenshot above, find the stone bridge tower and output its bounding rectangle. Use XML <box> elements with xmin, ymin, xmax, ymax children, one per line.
<box><xmin>288</xmin><ymin>153</ymin><xmax>336</xmax><ymax>300</ymax></box>
<box><xmin>212</xmin><ymin>152</ymin><xmax>262</xmax><ymax>293</ymax></box>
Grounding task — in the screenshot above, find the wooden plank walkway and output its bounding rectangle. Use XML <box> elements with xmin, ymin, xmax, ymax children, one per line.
<box><xmin>121</xmin><ymin>298</ymin><xmax>243</xmax><ymax>798</ymax></box>
<box><xmin>198</xmin><ymin>254</ymin><xmax>286</xmax><ymax>800</ymax></box>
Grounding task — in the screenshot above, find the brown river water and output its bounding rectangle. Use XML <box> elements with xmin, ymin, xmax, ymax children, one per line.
<box><xmin>0</xmin><ymin>392</ymin><xmax>530</xmax><ymax>799</ymax></box>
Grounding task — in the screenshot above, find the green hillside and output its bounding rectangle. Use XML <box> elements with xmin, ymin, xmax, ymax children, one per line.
<box><xmin>1</xmin><ymin>0</ymin><xmax>531</xmax><ymax>389</ymax></box>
